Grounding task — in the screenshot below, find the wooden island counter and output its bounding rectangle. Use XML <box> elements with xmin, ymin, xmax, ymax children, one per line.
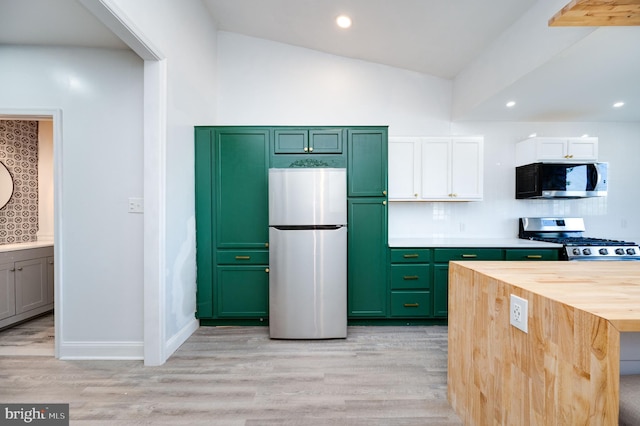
<box><xmin>447</xmin><ymin>261</ymin><xmax>640</xmax><ymax>425</ymax></box>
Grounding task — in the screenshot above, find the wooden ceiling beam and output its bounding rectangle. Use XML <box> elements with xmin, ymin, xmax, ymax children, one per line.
<box><xmin>549</xmin><ymin>0</ymin><xmax>640</xmax><ymax>26</ymax></box>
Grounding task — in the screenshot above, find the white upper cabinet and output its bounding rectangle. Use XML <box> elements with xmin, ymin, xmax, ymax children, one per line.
<box><xmin>389</xmin><ymin>136</ymin><xmax>483</xmax><ymax>201</ymax></box>
<box><xmin>515</xmin><ymin>137</ymin><xmax>598</xmax><ymax>166</ymax></box>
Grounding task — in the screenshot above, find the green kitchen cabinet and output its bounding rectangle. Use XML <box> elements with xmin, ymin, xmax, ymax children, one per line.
<box><xmin>433</xmin><ymin>264</ymin><xmax>450</xmax><ymax>317</ymax></box>
<box><xmin>195</xmin><ymin>126</ymin><xmax>270</xmax><ymax>320</ymax></box>
<box><xmin>273</xmin><ymin>128</ymin><xmax>343</xmax><ymax>154</ymax></box>
<box><xmin>216</xmin><ymin>265</ymin><xmax>269</xmax><ymax>318</ymax></box>
<box><xmin>347</xmin><ymin>198</ymin><xmax>388</xmax><ymax>318</ymax></box>
<box><xmin>347</xmin><ymin>128</ymin><xmax>388</xmax><ymax>197</ymax></box>
<box><xmin>215</xmin><ymin>128</ymin><xmax>270</xmax><ymax>249</ymax></box>
<box><xmin>504</xmin><ymin>249</ymin><xmax>559</xmax><ymax>261</ymax></box>
<box><xmin>389</xmin><ymin>248</ymin><xmax>432</xmax><ymax>318</ymax></box>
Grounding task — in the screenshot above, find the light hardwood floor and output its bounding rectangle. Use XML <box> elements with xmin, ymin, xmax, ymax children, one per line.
<box><xmin>0</xmin><ymin>314</ymin><xmax>462</xmax><ymax>425</ymax></box>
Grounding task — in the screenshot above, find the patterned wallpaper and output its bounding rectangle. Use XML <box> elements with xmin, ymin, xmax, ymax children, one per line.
<box><xmin>0</xmin><ymin>120</ymin><xmax>39</xmax><ymax>244</ymax></box>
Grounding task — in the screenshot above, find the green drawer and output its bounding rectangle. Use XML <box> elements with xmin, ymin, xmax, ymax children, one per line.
<box><xmin>390</xmin><ymin>248</ymin><xmax>432</xmax><ymax>263</ymax></box>
<box><xmin>434</xmin><ymin>248</ymin><xmax>503</xmax><ymax>262</ymax></box>
<box><xmin>505</xmin><ymin>249</ymin><xmax>559</xmax><ymax>261</ymax></box>
<box><xmin>390</xmin><ymin>264</ymin><xmax>430</xmax><ymax>290</ymax></box>
<box><xmin>390</xmin><ymin>291</ymin><xmax>431</xmax><ymax>317</ymax></box>
<box><xmin>217</xmin><ymin>250</ymin><xmax>269</xmax><ymax>265</ymax></box>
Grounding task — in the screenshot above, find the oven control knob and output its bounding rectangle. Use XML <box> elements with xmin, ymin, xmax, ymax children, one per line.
<box><xmin>582</xmin><ymin>248</ymin><xmax>592</xmax><ymax>255</ymax></box>
<box><xmin>627</xmin><ymin>248</ymin><xmax>637</xmax><ymax>255</ymax></box>
<box><xmin>599</xmin><ymin>248</ymin><xmax>609</xmax><ymax>255</ymax></box>
<box><xmin>616</xmin><ymin>248</ymin><xmax>625</xmax><ymax>255</ymax></box>
<box><xmin>572</xmin><ymin>248</ymin><xmax>581</xmax><ymax>255</ymax></box>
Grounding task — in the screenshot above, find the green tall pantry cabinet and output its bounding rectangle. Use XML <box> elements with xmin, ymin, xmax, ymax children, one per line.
<box><xmin>346</xmin><ymin>129</ymin><xmax>388</xmax><ymax>319</ymax></box>
<box><xmin>195</xmin><ymin>127</ymin><xmax>270</xmax><ymax>324</ymax></box>
<box><xmin>195</xmin><ymin>126</ymin><xmax>388</xmax><ymax>325</ymax></box>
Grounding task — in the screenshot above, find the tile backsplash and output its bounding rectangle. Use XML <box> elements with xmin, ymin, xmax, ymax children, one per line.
<box><xmin>0</xmin><ymin>120</ymin><xmax>39</xmax><ymax>244</ymax></box>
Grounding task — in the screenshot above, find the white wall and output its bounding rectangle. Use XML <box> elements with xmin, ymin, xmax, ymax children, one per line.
<box><xmin>0</xmin><ymin>46</ymin><xmax>145</xmax><ymax>357</ymax></box>
<box><xmin>216</xmin><ymin>32</ymin><xmax>452</xmax><ymax>134</ymax></box>
<box><xmin>106</xmin><ymin>0</ymin><xmax>219</xmax><ymax>358</ymax></box>
<box><xmin>37</xmin><ymin>120</ymin><xmax>54</xmax><ymax>241</ymax></box>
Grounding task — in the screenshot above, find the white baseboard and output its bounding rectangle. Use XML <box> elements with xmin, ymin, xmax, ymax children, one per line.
<box><xmin>58</xmin><ymin>341</ymin><xmax>144</xmax><ymax>360</ymax></box>
<box><xmin>164</xmin><ymin>318</ymin><xmax>199</xmax><ymax>360</ymax></box>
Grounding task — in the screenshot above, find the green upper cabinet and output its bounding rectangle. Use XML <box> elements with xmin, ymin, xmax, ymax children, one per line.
<box><xmin>273</xmin><ymin>128</ymin><xmax>343</xmax><ymax>154</ymax></box>
<box><xmin>347</xmin><ymin>128</ymin><xmax>388</xmax><ymax>197</ymax></box>
<box><xmin>214</xmin><ymin>128</ymin><xmax>270</xmax><ymax>249</ymax></box>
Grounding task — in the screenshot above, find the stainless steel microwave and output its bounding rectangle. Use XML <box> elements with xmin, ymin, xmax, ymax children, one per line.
<box><xmin>515</xmin><ymin>162</ymin><xmax>608</xmax><ymax>199</ymax></box>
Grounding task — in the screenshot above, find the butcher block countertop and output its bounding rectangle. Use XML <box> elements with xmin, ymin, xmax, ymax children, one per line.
<box><xmin>388</xmin><ymin>237</ymin><xmax>562</xmax><ymax>248</ymax></box>
<box><xmin>455</xmin><ymin>261</ymin><xmax>640</xmax><ymax>332</ymax></box>
<box><xmin>448</xmin><ymin>261</ymin><xmax>640</xmax><ymax>425</ymax></box>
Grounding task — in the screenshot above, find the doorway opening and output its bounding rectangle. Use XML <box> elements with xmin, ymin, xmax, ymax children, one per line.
<box><xmin>0</xmin><ymin>110</ymin><xmax>60</xmax><ymax>358</ymax></box>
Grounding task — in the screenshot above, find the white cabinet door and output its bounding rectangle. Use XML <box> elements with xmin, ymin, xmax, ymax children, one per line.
<box><xmin>15</xmin><ymin>257</ymin><xmax>48</xmax><ymax>314</ymax></box>
<box><xmin>536</xmin><ymin>138</ymin><xmax>568</xmax><ymax>161</ymax></box>
<box><xmin>388</xmin><ymin>138</ymin><xmax>421</xmax><ymax>200</ymax></box>
<box><xmin>567</xmin><ymin>137</ymin><xmax>598</xmax><ymax>161</ymax></box>
<box><xmin>420</xmin><ymin>138</ymin><xmax>451</xmax><ymax>200</ymax></box>
<box><xmin>451</xmin><ymin>138</ymin><xmax>483</xmax><ymax>200</ymax></box>
<box><xmin>0</xmin><ymin>262</ymin><xmax>15</xmax><ymax>321</ymax></box>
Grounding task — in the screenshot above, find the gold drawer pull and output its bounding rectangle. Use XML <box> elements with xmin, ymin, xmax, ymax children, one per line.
<box><xmin>461</xmin><ymin>254</ymin><xmax>477</xmax><ymax>258</ymax></box>
<box><xmin>403</xmin><ymin>275</ymin><xmax>419</xmax><ymax>280</ymax></box>
<box><xmin>403</xmin><ymin>254</ymin><xmax>419</xmax><ymax>258</ymax></box>
<box><xmin>235</xmin><ymin>255</ymin><xmax>251</xmax><ymax>260</ymax></box>
<box><xmin>265</xmin><ymin>268</ymin><xmax>269</xmax><ymax>273</ymax></box>
<box><xmin>527</xmin><ymin>255</ymin><xmax>543</xmax><ymax>259</ymax></box>
<box><xmin>404</xmin><ymin>303</ymin><xmax>419</xmax><ymax>308</ymax></box>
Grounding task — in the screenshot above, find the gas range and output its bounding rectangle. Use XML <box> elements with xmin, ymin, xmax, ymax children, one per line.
<box><xmin>519</xmin><ymin>217</ymin><xmax>640</xmax><ymax>261</ymax></box>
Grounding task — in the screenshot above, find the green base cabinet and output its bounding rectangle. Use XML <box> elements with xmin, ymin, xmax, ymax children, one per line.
<box><xmin>216</xmin><ymin>266</ymin><xmax>269</xmax><ymax>318</ymax></box>
<box><xmin>389</xmin><ymin>249</ymin><xmax>432</xmax><ymax>318</ymax></box>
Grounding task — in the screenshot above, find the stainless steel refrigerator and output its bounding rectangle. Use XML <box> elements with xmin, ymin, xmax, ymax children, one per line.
<box><xmin>268</xmin><ymin>168</ymin><xmax>347</xmax><ymax>339</ymax></box>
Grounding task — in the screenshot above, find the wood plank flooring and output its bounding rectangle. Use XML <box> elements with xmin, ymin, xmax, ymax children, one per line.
<box><xmin>0</xmin><ymin>314</ymin><xmax>462</xmax><ymax>425</ymax></box>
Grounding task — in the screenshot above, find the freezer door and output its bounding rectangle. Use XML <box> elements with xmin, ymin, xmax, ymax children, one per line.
<box><xmin>269</xmin><ymin>226</ymin><xmax>347</xmax><ymax>339</ymax></box>
<box><xmin>269</xmin><ymin>168</ymin><xmax>346</xmax><ymax>226</ymax></box>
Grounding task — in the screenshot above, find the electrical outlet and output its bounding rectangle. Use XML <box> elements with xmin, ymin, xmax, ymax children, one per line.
<box><xmin>128</xmin><ymin>197</ymin><xmax>144</xmax><ymax>213</ymax></box>
<box><xmin>510</xmin><ymin>294</ymin><xmax>528</xmax><ymax>333</ymax></box>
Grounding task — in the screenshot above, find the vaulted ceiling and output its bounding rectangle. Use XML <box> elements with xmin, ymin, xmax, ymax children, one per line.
<box><xmin>1</xmin><ymin>0</ymin><xmax>639</xmax><ymax>122</ymax></box>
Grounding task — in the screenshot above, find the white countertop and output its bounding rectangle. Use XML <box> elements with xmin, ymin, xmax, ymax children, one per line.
<box><xmin>388</xmin><ymin>237</ymin><xmax>562</xmax><ymax>249</ymax></box>
<box><xmin>0</xmin><ymin>241</ymin><xmax>54</xmax><ymax>253</ymax></box>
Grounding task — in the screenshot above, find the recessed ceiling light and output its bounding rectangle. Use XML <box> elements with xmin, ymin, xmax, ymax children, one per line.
<box><xmin>336</xmin><ymin>15</ymin><xmax>352</xmax><ymax>29</ymax></box>
<box><xmin>613</xmin><ymin>101</ymin><xmax>625</xmax><ymax>108</ymax></box>
<box><xmin>581</xmin><ymin>134</ymin><xmax>589</xmax><ymax>138</ymax></box>
<box><xmin>529</xmin><ymin>133</ymin><xmax>537</xmax><ymax>138</ymax></box>
<box><xmin>506</xmin><ymin>101</ymin><xmax>516</xmax><ymax>108</ymax></box>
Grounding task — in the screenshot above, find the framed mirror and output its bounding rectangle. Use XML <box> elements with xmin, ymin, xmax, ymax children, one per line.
<box><xmin>0</xmin><ymin>161</ymin><xmax>14</xmax><ymax>210</ymax></box>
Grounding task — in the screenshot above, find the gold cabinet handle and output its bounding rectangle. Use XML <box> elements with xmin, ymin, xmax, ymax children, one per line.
<box><xmin>265</xmin><ymin>242</ymin><xmax>269</xmax><ymax>248</ymax></box>
<box><xmin>403</xmin><ymin>254</ymin><xmax>419</xmax><ymax>258</ymax></box>
<box><xmin>404</xmin><ymin>303</ymin><xmax>419</xmax><ymax>308</ymax></box>
<box><xmin>49</xmin><ymin>261</ymin><xmax>54</xmax><ymax>265</ymax></box>
<box><xmin>403</xmin><ymin>275</ymin><xmax>419</xmax><ymax>280</ymax></box>
<box><xmin>17</xmin><ymin>267</ymin><xmax>23</xmax><ymax>271</ymax></box>
<box><xmin>461</xmin><ymin>254</ymin><xmax>477</xmax><ymax>258</ymax></box>
<box><xmin>303</xmin><ymin>147</ymin><xmax>308</xmax><ymax>152</ymax></box>
<box><xmin>414</xmin><ymin>193</ymin><xmax>418</xmax><ymax>197</ymax></box>
<box><xmin>382</xmin><ymin>190</ymin><xmax>387</xmax><ymax>196</ymax></box>
<box><xmin>382</xmin><ymin>200</ymin><xmax>387</xmax><ymax>205</ymax></box>
<box><xmin>9</xmin><ymin>268</ymin><xmax>15</xmax><ymax>272</ymax></box>
<box><xmin>526</xmin><ymin>255</ymin><xmax>543</xmax><ymax>259</ymax></box>
<box><xmin>309</xmin><ymin>147</ymin><xmax>314</xmax><ymax>152</ymax></box>
<box><xmin>235</xmin><ymin>255</ymin><xmax>251</xmax><ymax>260</ymax></box>
<box><xmin>265</xmin><ymin>268</ymin><xmax>270</xmax><ymax>273</ymax></box>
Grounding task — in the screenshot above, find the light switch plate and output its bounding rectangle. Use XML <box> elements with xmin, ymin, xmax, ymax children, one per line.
<box><xmin>128</xmin><ymin>197</ymin><xmax>144</xmax><ymax>213</ymax></box>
